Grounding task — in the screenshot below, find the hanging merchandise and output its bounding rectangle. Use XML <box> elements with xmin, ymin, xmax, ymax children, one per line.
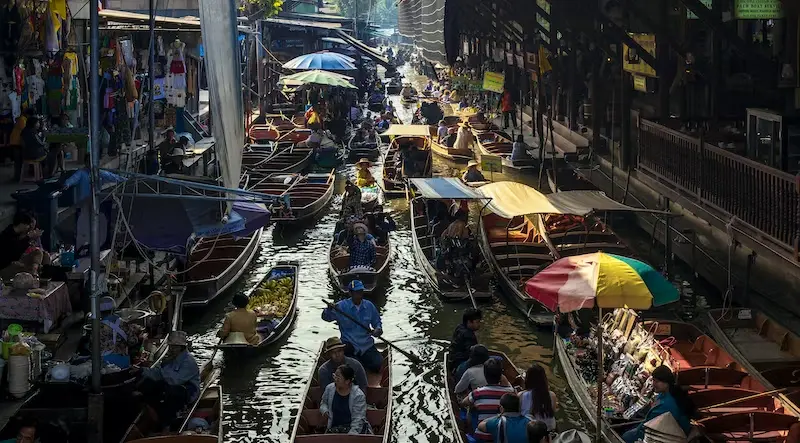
<box><xmin>166</xmin><ymin>39</ymin><xmax>187</xmax><ymax>107</ymax></box>
<box><xmin>46</xmin><ymin>62</ymin><xmax>63</xmax><ymax>116</ymax></box>
<box><xmin>65</xmin><ymin>77</ymin><xmax>79</xmax><ymax>111</ymax></box>
<box><xmin>119</xmin><ymin>38</ymin><xmax>136</xmax><ymax>69</ymax></box>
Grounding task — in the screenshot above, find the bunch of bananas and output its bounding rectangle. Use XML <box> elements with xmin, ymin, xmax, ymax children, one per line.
<box><xmin>248</xmin><ymin>277</ymin><xmax>293</xmax><ymax>318</ymax></box>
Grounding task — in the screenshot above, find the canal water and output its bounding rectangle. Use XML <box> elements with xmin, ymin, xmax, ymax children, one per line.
<box><xmin>183</xmin><ymin>64</ymin><xmax>717</xmax><ymax>442</ymax></box>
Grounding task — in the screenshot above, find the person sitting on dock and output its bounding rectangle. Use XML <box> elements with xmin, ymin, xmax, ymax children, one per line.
<box><xmin>460</xmin><ymin>358</ymin><xmax>516</xmax><ymax>438</ymax></box>
<box><xmin>134</xmin><ymin>331</ymin><xmax>201</xmax><ymax>429</ymax></box>
<box><xmin>318</xmin><ymin>336</ymin><xmax>369</xmax><ymax>389</ymax></box>
<box><xmin>462</xmin><ymin>160</ymin><xmax>487</xmax><ymax>183</ymax></box>
<box><xmin>622</xmin><ymin>365</ymin><xmax>695</xmax><ymax>443</ymax></box>
<box><xmin>97</xmin><ymin>296</ymin><xmax>142</xmax><ymax>369</ymax></box>
<box><xmin>448</xmin><ymin>308</ymin><xmax>482</xmax><ymax>377</ymax></box>
<box><xmin>478</xmin><ymin>393</ymin><xmax>533</xmax><ymax>443</ymax></box>
<box><xmin>511</xmin><ymin>134</ymin><xmax>532</xmax><ymax>162</ymax></box>
<box><xmin>355</xmin><ymin>158</ymin><xmax>376</xmax><ymax>187</ymax></box>
<box><xmin>217</xmin><ymin>293</ymin><xmax>260</xmax><ymax>346</ymax></box>
<box><xmin>319</xmin><ymin>365</ymin><xmax>371</xmax><ymax>434</ymax></box>
<box><xmin>348</xmin><ymin>223</ymin><xmax>376</xmax><ymax>269</ymax></box>
<box><xmin>0</xmin><ymin>211</ymin><xmax>38</xmax><ymax>271</ymax></box>
<box><xmin>322</xmin><ymin>280</ymin><xmax>384</xmax><ymax>373</ymax></box>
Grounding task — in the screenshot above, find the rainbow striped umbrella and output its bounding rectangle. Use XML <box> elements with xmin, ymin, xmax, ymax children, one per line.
<box><xmin>524</xmin><ymin>252</ymin><xmax>678</xmax><ymax>312</ymax></box>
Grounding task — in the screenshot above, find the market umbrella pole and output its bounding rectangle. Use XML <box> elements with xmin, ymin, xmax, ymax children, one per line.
<box><xmin>148</xmin><ymin>0</ymin><xmax>156</xmax><ymax>154</ymax></box>
<box><xmin>87</xmin><ymin>1</ymin><xmax>104</xmax><ymax>441</ymax></box>
<box><xmin>596</xmin><ymin>307</ymin><xmax>603</xmax><ymax>443</ymax></box>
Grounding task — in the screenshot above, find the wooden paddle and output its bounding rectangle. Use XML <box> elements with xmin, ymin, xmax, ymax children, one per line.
<box><xmin>321</xmin><ymin>298</ymin><xmax>423</xmax><ymax>364</ymax></box>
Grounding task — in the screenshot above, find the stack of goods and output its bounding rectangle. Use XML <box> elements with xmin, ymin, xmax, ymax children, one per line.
<box><xmin>247</xmin><ymin>276</ymin><xmax>293</xmax><ymax>318</ymax></box>
<box><xmin>567</xmin><ymin>309</ymin><xmax>672</xmax><ymax>420</ymax></box>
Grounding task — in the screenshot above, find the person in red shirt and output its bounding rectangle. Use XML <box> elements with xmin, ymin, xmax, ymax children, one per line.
<box><xmin>500</xmin><ymin>89</ymin><xmax>517</xmax><ymax>130</ymax></box>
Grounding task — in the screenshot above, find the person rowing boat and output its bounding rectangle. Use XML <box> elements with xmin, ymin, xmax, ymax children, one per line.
<box><xmin>322</xmin><ymin>280</ymin><xmax>383</xmax><ymax>373</ymax></box>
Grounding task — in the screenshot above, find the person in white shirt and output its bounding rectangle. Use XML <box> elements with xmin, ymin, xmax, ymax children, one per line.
<box><xmin>436</xmin><ymin>120</ymin><xmax>449</xmax><ymax>143</ymax></box>
<box><xmin>303</xmin><ymin>127</ymin><xmax>323</xmax><ymax>149</ymax></box>
<box><xmin>453</xmin><ymin>122</ymin><xmax>474</xmax><ymax>152</ymax></box>
<box><xmin>519</xmin><ymin>363</ymin><xmax>558</xmax><ymax>431</ymax></box>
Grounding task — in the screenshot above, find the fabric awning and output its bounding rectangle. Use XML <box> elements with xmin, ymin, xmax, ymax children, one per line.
<box><xmin>410</xmin><ymin>178</ymin><xmax>485</xmax><ymax>200</ymax></box>
<box><xmin>334</xmin><ymin>30</ymin><xmax>391</xmax><ymax>68</ymax></box>
<box><xmin>477</xmin><ymin>181</ymin><xmax>669</xmax><ymax>218</ymax></box>
<box><xmin>263</xmin><ymin>17</ymin><xmax>342</xmax><ymax>30</ymax></box>
<box><xmin>381</xmin><ymin>124</ymin><xmax>431</xmax><ymax>137</ymax></box>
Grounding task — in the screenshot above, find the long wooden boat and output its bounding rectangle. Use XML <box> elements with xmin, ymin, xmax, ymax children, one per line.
<box><xmin>556</xmin><ymin>316</ymin><xmax>800</xmax><ymax>443</ymax></box>
<box><xmin>328</xmin><ymin>222</ymin><xmax>391</xmax><ymax>294</ymax></box>
<box><xmin>706</xmin><ymin>307</ymin><xmax>800</xmax><ymax>413</ymax></box>
<box><xmin>249</xmin><ymin>124</ymin><xmax>311</xmax><ymax>144</ymax></box>
<box><xmin>183</xmin><ymin>229</ymin><xmax>263</xmax><ymax>307</ymax></box>
<box><xmin>479</xmin><ymin>211</ymin><xmax>630</xmax><ymax>325</ymax></box>
<box><xmin>121</xmin><ymin>361</ymin><xmax>222</xmax><ymax>442</ymax></box>
<box><xmin>380</xmin><ymin>136</ymin><xmax>432</xmax><ymax>198</ymax></box>
<box><xmin>443</xmin><ymin>350</ymin><xmax>523</xmax><ymax>443</ymax></box>
<box><xmin>289</xmin><ymin>342</ymin><xmax>392</xmax><ymax>442</ymax></box>
<box><xmin>474</xmin><ymin>131</ymin><xmax>537</xmax><ymax>171</ymax></box>
<box><xmin>409</xmin><ymin>194</ymin><xmax>493</xmax><ymax>302</ymax></box>
<box><xmin>429</xmin><ymin>133</ymin><xmax>473</xmax><ymax>162</ymax></box>
<box><xmin>347</xmin><ymin>136</ymin><xmax>381</xmax><ymax>160</ymax></box>
<box><xmin>248</xmin><ymin>172</ymin><xmax>335</xmax><ymax>224</ymax></box>
<box><xmin>217</xmin><ymin>261</ymin><xmax>299</xmax><ymax>352</ymax></box>
<box><xmin>244</xmin><ymin>143</ymin><xmax>314</xmax><ymax>176</ymax></box>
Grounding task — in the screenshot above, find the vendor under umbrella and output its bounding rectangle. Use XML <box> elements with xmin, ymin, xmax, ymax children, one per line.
<box><xmin>622</xmin><ymin>365</ymin><xmax>695</xmax><ymax>443</ymax></box>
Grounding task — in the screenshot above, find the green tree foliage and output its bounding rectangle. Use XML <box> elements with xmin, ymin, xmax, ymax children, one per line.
<box><xmin>243</xmin><ymin>0</ymin><xmax>285</xmax><ymax>17</ymax></box>
<box><xmin>332</xmin><ymin>0</ymin><xmax>397</xmax><ymax>26</ymax></box>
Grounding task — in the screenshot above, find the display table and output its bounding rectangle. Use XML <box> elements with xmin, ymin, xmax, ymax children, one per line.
<box><xmin>0</xmin><ymin>282</ymin><xmax>72</xmax><ymax>333</ymax></box>
<box><xmin>46</xmin><ymin>132</ymin><xmax>89</xmax><ymax>163</ymax></box>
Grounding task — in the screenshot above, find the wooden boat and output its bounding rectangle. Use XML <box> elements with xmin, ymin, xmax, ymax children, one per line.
<box><xmin>464</xmin><ymin>113</ymin><xmax>498</xmax><ymax>132</ymax></box>
<box><xmin>245</xmin><ymin>143</ymin><xmax>314</xmax><ymax>176</ymax></box>
<box><xmin>248</xmin><ymin>172</ymin><xmax>335</xmax><ymax>224</ymax></box>
<box><xmin>289</xmin><ymin>342</ymin><xmax>392</xmax><ymax>442</ymax></box>
<box><xmin>380</xmin><ymin>135</ymin><xmax>432</xmax><ymax>198</ymax></box>
<box><xmin>556</xmin><ymin>315</ymin><xmax>800</xmax><ymax>443</ymax></box>
<box><xmin>474</xmin><ymin>131</ymin><xmax>538</xmax><ymax>171</ymax></box>
<box><xmin>706</xmin><ymin>308</ymin><xmax>800</xmax><ymax>412</ymax></box>
<box><xmin>121</xmin><ymin>362</ymin><xmax>222</xmax><ymax>442</ymax></box>
<box><xmin>408</xmin><ymin>179</ymin><xmax>494</xmax><ymax>301</ymax></box>
<box><xmin>428</xmin><ymin>125</ymin><xmax>473</xmax><ymax>161</ymax></box>
<box><xmin>400</xmin><ymin>95</ymin><xmax>418</xmax><ymax>105</ymax></box>
<box><xmin>386</xmin><ymin>82</ymin><xmax>402</xmax><ymax>95</ymax></box>
<box><xmin>443</xmin><ymin>350</ymin><xmax>523</xmax><ymax>443</ymax></box>
<box><xmin>183</xmin><ymin>229</ymin><xmax>263</xmax><ymax>307</ymax></box>
<box><xmin>328</xmin><ymin>221</ymin><xmax>391</xmax><ymax>294</ymax></box>
<box><xmin>479</xmin><ymin>210</ymin><xmax>630</xmax><ymax>325</ymax></box>
<box><xmin>217</xmin><ymin>261</ymin><xmax>299</xmax><ymax>352</ymax></box>
<box><xmin>249</xmin><ymin>124</ymin><xmax>311</xmax><ymax>144</ymax></box>
<box><xmin>347</xmin><ymin>136</ymin><xmax>381</xmax><ymax>160</ymax></box>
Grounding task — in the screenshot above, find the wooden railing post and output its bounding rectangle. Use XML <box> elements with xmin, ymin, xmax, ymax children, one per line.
<box><xmin>698</xmin><ymin>131</ymin><xmax>705</xmax><ymax>200</ymax></box>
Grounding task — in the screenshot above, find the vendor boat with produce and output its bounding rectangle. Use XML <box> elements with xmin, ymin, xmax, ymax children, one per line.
<box><xmin>378</xmin><ymin>125</ymin><xmax>433</xmax><ymax>198</ymax></box>
<box><xmin>216</xmin><ymin>261</ymin><xmax>299</xmax><ymax>351</ymax></box>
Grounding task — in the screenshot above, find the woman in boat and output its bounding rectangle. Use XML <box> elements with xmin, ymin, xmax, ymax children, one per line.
<box><xmin>320</xmin><ymin>365</ymin><xmax>371</xmax><ymax>435</ymax></box>
<box><xmin>436</xmin><ymin>120</ymin><xmax>449</xmax><ymax>143</ymax></box>
<box><xmin>453</xmin><ymin>122</ymin><xmax>474</xmax><ymax>152</ymax></box>
<box><xmin>217</xmin><ymin>293</ymin><xmax>260</xmax><ymax>345</ymax></box>
<box><xmin>342</xmin><ymin>180</ymin><xmax>364</xmax><ymax>219</ymax></box>
<box><xmin>462</xmin><ymin>160</ymin><xmax>487</xmax><ymax>184</ymax></box>
<box><xmin>520</xmin><ymin>363</ymin><xmax>558</xmax><ymax>431</ymax></box>
<box><xmin>622</xmin><ymin>365</ymin><xmax>695</xmax><ymax>443</ymax></box>
<box><xmin>511</xmin><ymin>134</ymin><xmax>532</xmax><ymax>162</ymax></box>
<box><xmin>349</xmin><ymin>223</ymin><xmax>377</xmax><ymax>269</ymax></box>
<box><xmin>355</xmin><ymin>158</ymin><xmax>376</xmax><ymax>187</ymax></box>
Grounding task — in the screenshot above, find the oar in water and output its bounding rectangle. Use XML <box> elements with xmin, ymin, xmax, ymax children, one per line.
<box><xmin>321</xmin><ymin>298</ymin><xmax>423</xmax><ymax>364</ymax></box>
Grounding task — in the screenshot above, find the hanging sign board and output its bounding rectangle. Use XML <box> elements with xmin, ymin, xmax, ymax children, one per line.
<box><xmin>734</xmin><ymin>0</ymin><xmax>783</xmax><ymax>19</ymax></box>
<box><xmin>481</xmin><ymin>154</ymin><xmax>503</xmax><ymax>174</ymax></box>
<box><xmin>482</xmin><ymin>71</ymin><xmax>505</xmax><ymax>94</ymax></box>
<box><xmin>632</xmin><ymin>75</ymin><xmax>647</xmax><ymax>92</ymax></box>
<box><xmin>536</xmin><ymin>0</ymin><xmax>551</xmax><ymax>42</ymax></box>
<box><xmin>687</xmin><ymin>0</ymin><xmax>713</xmax><ymax>18</ymax></box>
<box><xmin>623</xmin><ymin>33</ymin><xmax>657</xmax><ymax>78</ymax></box>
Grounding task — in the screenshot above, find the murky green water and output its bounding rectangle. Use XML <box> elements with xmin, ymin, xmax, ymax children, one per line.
<box><xmin>181</xmin><ymin>64</ymin><xmax>715</xmax><ymax>442</ymax></box>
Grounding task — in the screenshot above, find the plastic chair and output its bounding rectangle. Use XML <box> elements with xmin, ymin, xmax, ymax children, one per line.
<box><xmin>20</xmin><ymin>160</ymin><xmax>42</xmax><ymax>183</ymax></box>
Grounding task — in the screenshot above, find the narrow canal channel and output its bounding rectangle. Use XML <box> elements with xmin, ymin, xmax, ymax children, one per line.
<box><xmin>182</xmin><ymin>65</ymin><xmax>718</xmax><ymax>442</ymax></box>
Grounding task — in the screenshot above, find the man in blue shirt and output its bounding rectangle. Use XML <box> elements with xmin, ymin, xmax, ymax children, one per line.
<box><xmin>134</xmin><ymin>331</ymin><xmax>200</xmax><ymax>429</ymax></box>
<box><xmin>62</xmin><ymin>155</ymin><xmax>126</xmax><ymax>203</ymax></box>
<box><xmin>322</xmin><ymin>280</ymin><xmax>383</xmax><ymax>372</ymax></box>
<box><xmin>478</xmin><ymin>393</ymin><xmax>532</xmax><ymax>442</ymax></box>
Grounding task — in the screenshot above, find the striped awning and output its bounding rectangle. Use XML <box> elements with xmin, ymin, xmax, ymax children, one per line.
<box><xmin>410</xmin><ymin>178</ymin><xmax>485</xmax><ymax>200</ymax></box>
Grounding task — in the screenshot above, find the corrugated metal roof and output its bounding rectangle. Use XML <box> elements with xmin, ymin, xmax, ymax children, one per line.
<box><xmin>264</xmin><ymin>17</ymin><xmax>343</xmax><ymax>30</ymax></box>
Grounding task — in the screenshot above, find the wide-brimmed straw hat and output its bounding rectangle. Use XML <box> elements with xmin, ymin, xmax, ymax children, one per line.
<box><xmin>167</xmin><ymin>331</ymin><xmax>188</xmax><ymax>346</ymax></box>
<box><xmin>356</xmin><ymin>158</ymin><xmax>371</xmax><ymax>166</ymax></box>
<box><xmin>353</xmin><ymin>222</ymin><xmax>368</xmax><ymax>234</ymax></box>
<box><xmin>552</xmin><ymin>430</ymin><xmax>592</xmax><ymax>443</ymax></box>
<box><xmin>467</xmin><ymin>160</ymin><xmax>479</xmax><ymax>168</ymax></box>
<box><xmin>324</xmin><ymin>336</ymin><xmax>347</xmax><ymax>353</ymax></box>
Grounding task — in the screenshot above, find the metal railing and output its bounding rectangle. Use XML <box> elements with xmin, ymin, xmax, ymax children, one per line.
<box><xmin>638</xmin><ymin>119</ymin><xmax>799</xmax><ymax>252</ymax></box>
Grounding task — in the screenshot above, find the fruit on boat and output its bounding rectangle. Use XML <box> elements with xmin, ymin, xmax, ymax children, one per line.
<box><xmin>248</xmin><ymin>276</ymin><xmax>293</xmax><ymax>318</ymax></box>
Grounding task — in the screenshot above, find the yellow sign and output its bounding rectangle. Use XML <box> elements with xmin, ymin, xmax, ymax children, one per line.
<box><xmin>633</xmin><ymin>75</ymin><xmax>647</xmax><ymax>92</ymax></box>
<box><xmin>481</xmin><ymin>154</ymin><xmax>503</xmax><ymax>173</ymax></box>
<box><xmin>735</xmin><ymin>0</ymin><xmax>783</xmax><ymax>19</ymax></box>
<box><xmin>482</xmin><ymin>71</ymin><xmax>505</xmax><ymax>94</ymax></box>
<box><xmin>623</xmin><ymin>33</ymin><xmax>657</xmax><ymax>78</ymax></box>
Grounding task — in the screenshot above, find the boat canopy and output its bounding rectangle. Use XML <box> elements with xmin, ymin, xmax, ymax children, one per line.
<box><xmin>409</xmin><ymin>178</ymin><xmax>485</xmax><ymax>200</ymax></box>
<box><xmin>381</xmin><ymin>124</ymin><xmax>431</xmax><ymax>137</ymax></box>
<box><xmin>477</xmin><ymin>181</ymin><xmax>669</xmax><ymax>218</ymax></box>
